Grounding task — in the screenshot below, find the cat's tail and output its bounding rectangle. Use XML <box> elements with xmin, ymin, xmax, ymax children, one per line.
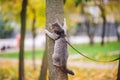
<box><xmin>61</xmin><ymin>65</ymin><xmax>74</xmax><ymax>75</ymax></box>
<box><xmin>66</xmin><ymin>68</ymin><xmax>74</xmax><ymax>75</ymax></box>
<box><xmin>55</xmin><ymin>65</ymin><xmax>75</xmax><ymax>75</ymax></box>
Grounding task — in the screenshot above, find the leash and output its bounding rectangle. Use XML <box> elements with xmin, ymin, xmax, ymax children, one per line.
<box><xmin>66</xmin><ymin>41</ymin><xmax>120</xmax><ymax>62</ymax></box>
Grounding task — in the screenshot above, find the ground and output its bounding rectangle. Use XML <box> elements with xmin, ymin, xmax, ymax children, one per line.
<box><xmin>0</xmin><ymin>41</ymin><xmax>119</xmax><ymax>80</ymax></box>
<box><xmin>0</xmin><ymin>54</ymin><xmax>118</xmax><ymax>80</ymax></box>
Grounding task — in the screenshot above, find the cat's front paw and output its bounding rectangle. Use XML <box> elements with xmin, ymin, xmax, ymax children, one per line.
<box><xmin>44</xmin><ymin>29</ymin><xmax>48</xmax><ymax>34</ymax></box>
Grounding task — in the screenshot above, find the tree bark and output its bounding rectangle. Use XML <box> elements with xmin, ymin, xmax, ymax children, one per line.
<box><xmin>19</xmin><ymin>0</ymin><xmax>27</xmax><ymax>80</ymax></box>
<box><xmin>117</xmin><ymin>59</ymin><xmax>120</xmax><ymax>80</ymax></box>
<box><xmin>46</xmin><ymin>0</ymin><xmax>68</xmax><ymax>80</ymax></box>
<box><xmin>39</xmin><ymin>45</ymin><xmax>48</xmax><ymax>80</ymax></box>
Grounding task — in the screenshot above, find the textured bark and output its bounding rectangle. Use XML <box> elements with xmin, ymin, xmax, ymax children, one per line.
<box><xmin>117</xmin><ymin>59</ymin><xmax>120</xmax><ymax>80</ymax></box>
<box><xmin>19</xmin><ymin>0</ymin><xmax>27</xmax><ymax>80</ymax></box>
<box><xmin>117</xmin><ymin>52</ymin><xmax>120</xmax><ymax>80</ymax></box>
<box><xmin>39</xmin><ymin>45</ymin><xmax>48</xmax><ymax>80</ymax></box>
<box><xmin>46</xmin><ymin>0</ymin><xmax>68</xmax><ymax>80</ymax></box>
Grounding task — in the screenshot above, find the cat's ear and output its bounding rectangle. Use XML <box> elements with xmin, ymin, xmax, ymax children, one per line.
<box><xmin>55</xmin><ymin>18</ymin><xmax>63</xmax><ymax>28</ymax></box>
<box><xmin>63</xmin><ymin>18</ymin><xmax>67</xmax><ymax>33</ymax></box>
<box><xmin>63</xmin><ymin>18</ymin><xmax>66</xmax><ymax>27</ymax></box>
<box><xmin>56</xmin><ymin>18</ymin><xmax>59</xmax><ymax>23</ymax></box>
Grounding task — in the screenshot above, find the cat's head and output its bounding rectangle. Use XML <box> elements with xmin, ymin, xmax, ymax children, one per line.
<box><xmin>50</xmin><ymin>22</ymin><xmax>65</xmax><ymax>36</ymax></box>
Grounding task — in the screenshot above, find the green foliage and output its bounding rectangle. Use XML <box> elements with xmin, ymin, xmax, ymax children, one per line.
<box><xmin>0</xmin><ymin>0</ymin><xmax>46</xmax><ymax>30</ymax></box>
<box><xmin>75</xmin><ymin>0</ymin><xmax>91</xmax><ymax>7</ymax></box>
<box><xmin>63</xmin><ymin>0</ymin><xmax>66</xmax><ymax>4</ymax></box>
<box><xmin>75</xmin><ymin>0</ymin><xmax>82</xmax><ymax>7</ymax></box>
<box><xmin>0</xmin><ymin>15</ymin><xmax>14</xmax><ymax>38</ymax></box>
<box><xmin>27</xmin><ymin>0</ymin><xmax>46</xmax><ymax>29</ymax></box>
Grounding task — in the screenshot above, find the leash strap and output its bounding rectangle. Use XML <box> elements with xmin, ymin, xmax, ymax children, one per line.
<box><xmin>66</xmin><ymin>41</ymin><xmax>120</xmax><ymax>62</ymax></box>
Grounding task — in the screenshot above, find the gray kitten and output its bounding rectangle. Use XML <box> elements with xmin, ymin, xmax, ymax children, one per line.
<box><xmin>45</xmin><ymin>21</ymin><xmax>74</xmax><ymax>75</ymax></box>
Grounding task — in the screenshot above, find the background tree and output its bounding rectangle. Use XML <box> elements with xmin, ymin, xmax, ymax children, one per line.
<box><xmin>0</xmin><ymin>15</ymin><xmax>14</xmax><ymax>38</ymax></box>
<box><xmin>112</xmin><ymin>1</ymin><xmax>120</xmax><ymax>41</ymax></box>
<box><xmin>85</xmin><ymin>19</ymin><xmax>96</xmax><ymax>45</ymax></box>
<box><xmin>117</xmin><ymin>59</ymin><xmax>120</xmax><ymax>80</ymax></box>
<box><xmin>75</xmin><ymin>0</ymin><xmax>96</xmax><ymax>45</ymax></box>
<box><xmin>19</xmin><ymin>0</ymin><xmax>28</xmax><ymax>80</ymax></box>
<box><xmin>39</xmin><ymin>46</ymin><xmax>48</xmax><ymax>80</ymax></box>
<box><xmin>75</xmin><ymin>0</ymin><xmax>107</xmax><ymax>46</ymax></box>
<box><xmin>31</xmin><ymin>8</ymin><xmax>36</xmax><ymax>70</ymax></box>
<box><xmin>96</xmin><ymin>1</ymin><xmax>106</xmax><ymax>46</ymax></box>
<box><xmin>115</xmin><ymin>22</ymin><xmax>120</xmax><ymax>41</ymax></box>
<box><xmin>46</xmin><ymin>0</ymin><xmax>68</xmax><ymax>80</ymax></box>
<box><xmin>27</xmin><ymin>0</ymin><xmax>46</xmax><ymax>70</ymax></box>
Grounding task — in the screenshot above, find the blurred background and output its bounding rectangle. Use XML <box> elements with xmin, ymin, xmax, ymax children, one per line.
<box><xmin>0</xmin><ymin>0</ymin><xmax>120</xmax><ymax>80</ymax></box>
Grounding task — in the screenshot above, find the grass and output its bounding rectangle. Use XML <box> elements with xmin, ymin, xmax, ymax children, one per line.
<box><xmin>68</xmin><ymin>41</ymin><xmax>120</xmax><ymax>61</ymax></box>
<box><xmin>0</xmin><ymin>41</ymin><xmax>120</xmax><ymax>60</ymax></box>
<box><xmin>0</xmin><ymin>50</ymin><xmax>44</xmax><ymax>59</ymax></box>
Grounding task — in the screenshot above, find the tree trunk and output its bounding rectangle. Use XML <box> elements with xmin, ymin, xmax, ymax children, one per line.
<box><xmin>32</xmin><ymin>37</ymin><xmax>36</xmax><ymax>70</ymax></box>
<box><xmin>80</xmin><ymin>1</ymin><xmax>95</xmax><ymax>45</ymax></box>
<box><xmin>101</xmin><ymin>16</ymin><xmax>106</xmax><ymax>46</ymax></box>
<box><xmin>39</xmin><ymin>45</ymin><xmax>48</xmax><ymax>80</ymax></box>
<box><xmin>90</xmin><ymin>35</ymin><xmax>94</xmax><ymax>45</ymax></box>
<box><xmin>95</xmin><ymin>1</ymin><xmax>106</xmax><ymax>46</ymax></box>
<box><xmin>117</xmin><ymin>59</ymin><xmax>120</xmax><ymax>80</ymax></box>
<box><xmin>106</xmin><ymin>23</ymin><xmax>110</xmax><ymax>43</ymax></box>
<box><xmin>97</xmin><ymin>3</ymin><xmax>106</xmax><ymax>46</ymax></box>
<box><xmin>46</xmin><ymin>0</ymin><xmax>68</xmax><ymax>80</ymax></box>
<box><xmin>86</xmin><ymin>21</ymin><xmax>94</xmax><ymax>45</ymax></box>
<box><xmin>115</xmin><ymin>22</ymin><xmax>120</xmax><ymax>41</ymax></box>
<box><xmin>19</xmin><ymin>0</ymin><xmax>27</xmax><ymax>80</ymax></box>
<box><xmin>117</xmin><ymin>52</ymin><xmax>120</xmax><ymax>80</ymax></box>
<box><xmin>32</xmin><ymin>9</ymin><xmax>36</xmax><ymax>70</ymax></box>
